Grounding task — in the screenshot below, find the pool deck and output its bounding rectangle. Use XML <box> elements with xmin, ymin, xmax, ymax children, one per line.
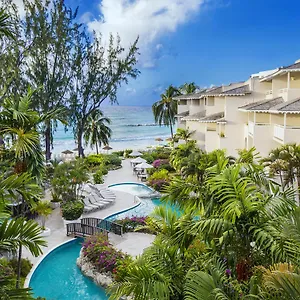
<box><xmin>22</xmin><ymin>159</ymin><xmax>155</xmax><ymax>264</ymax></box>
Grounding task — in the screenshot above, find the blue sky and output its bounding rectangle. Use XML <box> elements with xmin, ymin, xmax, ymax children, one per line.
<box><xmin>66</xmin><ymin>0</ymin><xmax>300</xmax><ymax>106</ymax></box>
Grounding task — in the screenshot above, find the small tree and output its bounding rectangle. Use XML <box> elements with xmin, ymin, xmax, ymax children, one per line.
<box><xmin>32</xmin><ymin>201</ymin><xmax>52</xmax><ymax>230</ymax></box>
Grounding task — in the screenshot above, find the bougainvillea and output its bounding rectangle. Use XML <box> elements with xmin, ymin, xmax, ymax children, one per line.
<box><xmin>115</xmin><ymin>216</ymin><xmax>147</xmax><ymax>232</ymax></box>
<box><xmin>82</xmin><ymin>234</ymin><xmax>125</xmax><ymax>273</ymax></box>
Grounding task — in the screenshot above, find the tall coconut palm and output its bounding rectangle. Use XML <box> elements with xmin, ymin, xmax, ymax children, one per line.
<box><xmin>180</xmin><ymin>82</ymin><xmax>198</xmax><ymax>95</ymax></box>
<box><xmin>0</xmin><ymin>9</ymin><xmax>14</xmax><ymax>39</ymax></box>
<box><xmin>83</xmin><ymin>110</ymin><xmax>112</xmax><ymax>155</ymax></box>
<box><xmin>152</xmin><ymin>85</ymin><xmax>181</xmax><ymax>138</ymax></box>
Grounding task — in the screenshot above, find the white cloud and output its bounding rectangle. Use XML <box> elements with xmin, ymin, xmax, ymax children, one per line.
<box><xmin>88</xmin><ymin>0</ymin><xmax>204</xmax><ymax>68</ymax></box>
<box><xmin>126</xmin><ymin>87</ymin><xmax>137</xmax><ymax>94</ymax></box>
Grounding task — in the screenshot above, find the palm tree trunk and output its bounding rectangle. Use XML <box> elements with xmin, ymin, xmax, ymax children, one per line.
<box><xmin>96</xmin><ymin>142</ymin><xmax>99</xmax><ymax>155</ymax></box>
<box><xmin>45</xmin><ymin>121</ymin><xmax>52</xmax><ymax>161</ymax></box>
<box><xmin>169</xmin><ymin>119</ymin><xmax>174</xmax><ymax>139</ymax></box>
<box><xmin>77</xmin><ymin>126</ymin><xmax>85</xmax><ymax>158</ymax></box>
<box><xmin>16</xmin><ymin>244</ymin><xmax>22</xmax><ymax>288</ymax></box>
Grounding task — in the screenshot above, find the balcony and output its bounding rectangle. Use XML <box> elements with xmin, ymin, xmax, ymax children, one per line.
<box><xmin>248</xmin><ymin>121</ymin><xmax>254</xmax><ymax>136</ymax></box>
<box><xmin>273</xmin><ymin>124</ymin><xmax>300</xmax><ymax>144</ymax></box>
<box><xmin>273</xmin><ymin>125</ymin><xmax>285</xmax><ymax>141</ymax></box>
<box><xmin>278</xmin><ymin>88</ymin><xmax>300</xmax><ymax>102</ymax></box>
<box><xmin>266</xmin><ymin>90</ymin><xmax>273</xmax><ymax>99</ymax></box>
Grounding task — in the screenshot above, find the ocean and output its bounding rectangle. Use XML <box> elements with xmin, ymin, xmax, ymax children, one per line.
<box><xmin>52</xmin><ymin>106</ymin><xmax>173</xmax><ymax>155</ymax></box>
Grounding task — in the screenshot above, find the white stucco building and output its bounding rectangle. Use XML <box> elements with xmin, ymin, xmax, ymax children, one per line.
<box><xmin>175</xmin><ymin>60</ymin><xmax>300</xmax><ymax>157</ymax></box>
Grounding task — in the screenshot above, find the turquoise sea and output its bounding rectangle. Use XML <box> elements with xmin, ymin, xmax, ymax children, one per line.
<box><xmin>52</xmin><ymin>106</ymin><xmax>172</xmax><ymax>155</ymax></box>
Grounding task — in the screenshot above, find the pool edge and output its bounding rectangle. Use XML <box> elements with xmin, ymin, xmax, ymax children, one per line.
<box><xmin>24</xmin><ymin>238</ymin><xmax>76</xmax><ymax>289</ymax></box>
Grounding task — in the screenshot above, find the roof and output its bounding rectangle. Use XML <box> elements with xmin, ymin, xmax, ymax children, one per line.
<box><xmin>173</xmin><ymin>88</ymin><xmax>209</xmax><ymax>100</ymax></box>
<box><xmin>175</xmin><ymin>111</ymin><xmax>189</xmax><ymax>117</ymax></box>
<box><xmin>219</xmin><ymin>85</ymin><xmax>251</xmax><ymax>96</ymax></box>
<box><xmin>238</xmin><ymin>97</ymin><xmax>284</xmax><ymax>112</ymax></box>
<box><xmin>261</xmin><ymin>61</ymin><xmax>300</xmax><ymax>82</ymax></box>
<box><xmin>198</xmin><ymin>112</ymin><xmax>225</xmax><ymax>123</ymax></box>
<box><xmin>270</xmin><ymin>97</ymin><xmax>300</xmax><ymax>114</ymax></box>
<box><xmin>182</xmin><ymin>111</ymin><xmax>206</xmax><ymax>121</ymax></box>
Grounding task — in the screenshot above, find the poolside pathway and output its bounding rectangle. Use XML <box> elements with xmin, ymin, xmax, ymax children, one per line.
<box><xmin>22</xmin><ymin>159</ymin><xmax>154</xmax><ymax>265</ymax></box>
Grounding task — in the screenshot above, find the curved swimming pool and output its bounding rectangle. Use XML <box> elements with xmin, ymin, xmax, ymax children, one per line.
<box><xmin>29</xmin><ymin>239</ymin><xmax>108</xmax><ymax>300</ymax></box>
<box><xmin>107</xmin><ymin>183</ymin><xmax>178</xmax><ymax>220</ymax></box>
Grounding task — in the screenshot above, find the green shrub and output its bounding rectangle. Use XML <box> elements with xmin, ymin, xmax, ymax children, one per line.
<box><xmin>112</xmin><ymin>150</ymin><xmax>124</xmax><ymax>157</ymax></box>
<box><xmin>8</xmin><ymin>258</ymin><xmax>32</xmax><ymax>278</ymax></box>
<box><xmin>93</xmin><ymin>170</ymin><xmax>104</xmax><ymax>184</ymax></box>
<box><xmin>61</xmin><ymin>201</ymin><xmax>84</xmax><ymax>220</ymax></box>
<box><xmin>85</xmin><ymin>154</ymin><xmax>104</xmax><ymax>167</ymax></box>
<box><xmin>113</xmin><ymin>255</ymin><xmax>133</xmax><ymax>282</ymax></box>
<box><xmin>124</xmin><ymin>149</ymin><xmax>133</xmax><ymax>158</ymax></box>
<box><xmin>104</xmin><ymin>154</ymin><xmax>122</xmax><ymax>167</ymax></box>
<box><xmin>148</xmin><ymin>169</ymin><xmax>169</xmax><ymax>181</ymax></box>
<box><xmin>0</xmin><ymin>258</ymin><xmax>14</xmax><ymax>281</ymax></box>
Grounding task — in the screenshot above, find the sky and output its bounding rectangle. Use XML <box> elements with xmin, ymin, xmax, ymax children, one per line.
<box><xmin>16</xmin><ymin>0</ymin><xmax>300</xmax><ymax>106</ymax></box>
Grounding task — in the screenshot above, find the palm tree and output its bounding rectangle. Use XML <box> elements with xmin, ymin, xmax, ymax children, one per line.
<box><xmin>0</xmin><ymin>9</ymin><xmax>14</xmax><ymax>39</ymax></box>
<box><xmin>152</xmin><ymin>85</ymin><xmax>181</xmax><ymax>138</ymax></box>
<box><xmin>83</xmin><ymin>110</ymin><xmax>112</xmax><ymax>155</ymax></box>
<box><xmin>174</xmin><ymin>128</ymin><xmax>195</xmax><ymax>143</ymax></box>
<box><xmin>180</xmin><ymin>82</ymin><xmax>198</xmax><ymax>95</ymax></box>
<box><xmin>0</xmin><ymin>173</ymin><xmax>46</xmax><ymax>292</ymax></box>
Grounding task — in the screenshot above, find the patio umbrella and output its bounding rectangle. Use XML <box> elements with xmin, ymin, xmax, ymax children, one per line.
<box><xmin>130</xmin><ymin>150</ymin><xmax>142</xmax><ymax>157</ymax></box>
<box><xmin>103</xmin><ymin>145</ymin><xmax>112</xmax><ymax>151</ymax></box>
<box><xmin>135</xmin><ymin>162</ymin><xmax>154</xmax><ymax>170</ymax></box>
<box><xmin>61</xmin><ymin>150</ymin><xmax>73</xmax><ymax>155</ymax></box>
<box><xmin>131</xmin><ymin>157</ymin><xmax>146</xmax><ymax>164</ymax></box>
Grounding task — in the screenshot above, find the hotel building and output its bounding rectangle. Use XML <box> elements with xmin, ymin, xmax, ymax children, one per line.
<box><xmin>175</xmin><ymin>60</ymin><xmax>300</xmax><ymax>157</ymax></box>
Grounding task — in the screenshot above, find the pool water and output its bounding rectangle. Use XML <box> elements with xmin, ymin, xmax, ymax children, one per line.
<box><xmin>107</xmin><ymin>183</ymin><xmax>179</xmax><ymax>220</ymax></box>
<box><xmin>109</xmin><ymin>182</ymin><xmax>154</xmax><ymax>196</ymax></box>
<box><xmin>30</xmin><ymin>239</ymin><xmax>108</xmax><ymax>300</ymax></box>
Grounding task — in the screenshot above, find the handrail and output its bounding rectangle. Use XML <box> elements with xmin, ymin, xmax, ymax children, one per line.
<box><xmin>66</xmin><ymin>223</ymin><xmax>107</xmax><ymax>238</ymax></box>
<box><xmin>81</xmin><ymin>217</ymin><xmax>123</xmax><ymax>236</ymax></box>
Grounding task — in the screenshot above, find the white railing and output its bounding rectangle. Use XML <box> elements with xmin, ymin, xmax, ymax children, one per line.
<box><xmin>248</xmin><ymin>121</ymin><xmax>254</xmax><ymax>136</ymax></box>
<box><xmin>274</xmin><ymin>125</ymin><xmax>284</xmax><ymax>141</ymax></box>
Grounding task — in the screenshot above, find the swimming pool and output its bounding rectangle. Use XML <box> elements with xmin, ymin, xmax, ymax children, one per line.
<box><xmin>29</xmin><ymin>239</ymin><xmax>108</xmax><ymax>300</ymax></box>
<box><xmin>107</xmin><ymin>183</ymin><xmax>177</xmax><ymax>220</ymax></box>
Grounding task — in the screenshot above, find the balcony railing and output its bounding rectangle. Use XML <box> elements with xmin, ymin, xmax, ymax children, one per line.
<box><xmin>248</xmin><ymin>121</ymin><xmax>254</xmax><ymax>136</ymax></box>
<box><xmin>266</xmin><ymin>90</ymin><xmax>273</xmax><ymax>99</ymax></box>
<box><xmin>274</xmin><ymin>125</ymin><xmax>285</xmax><ymax>141</ymax></box>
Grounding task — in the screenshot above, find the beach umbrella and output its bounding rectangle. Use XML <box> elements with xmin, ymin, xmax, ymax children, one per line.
<box><xmin>166</xmin><ymin>138</ymin><xmax>173</xmax><ymax>142</ymax></box>
<box><xmin>131</xmin><ymin>157</ymin><xmax>146</xmax><ymax>164</ymax></box>
<box><xmin>130</xmin><ymin>150</ymin><xmax>142</xmax><ymax>157</ymax></box>
<box><xmin>73</xmin><ymin>147</ymin><xmax>79</xmax><ymax>151</ymax></box>
<box><xmin>155</xmin><ymin>138</ymin><xmax>163</xmax><ymax>142</ymax></box>
<box><xmin>135</xmin><ymin>162</ymin><xmax>154</xmax><ymax>170</ymax></box>
<box><xmin>61</xmin><ymin>150</ymin><xmax>73</xmax><ymax>155</ymax></box>
<box><xmin>103</xmin><ymin>145</ymin><xmax>112</xmax><ymax>151</ymax></box>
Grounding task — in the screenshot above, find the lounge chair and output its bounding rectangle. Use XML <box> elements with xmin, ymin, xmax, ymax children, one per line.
<box><xmin>82</xmin><ymin>193</ymin><xmax>99</xmax><ymax>211</ymax></box>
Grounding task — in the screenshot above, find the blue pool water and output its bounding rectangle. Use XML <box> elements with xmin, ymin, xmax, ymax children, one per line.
<box><xmin>107</xmin><ymin>183</ymin><xmax>178</xmax><ymax>220</ymax></box>
<box><xmin>30</xmin><ymin>239</ymin><xmax>108</xmax><ymax>300</ymax></box>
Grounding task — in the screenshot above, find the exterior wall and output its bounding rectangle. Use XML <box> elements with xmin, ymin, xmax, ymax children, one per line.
<box><xmin>185</xmin><ymin>120</ymin><xmax>206</xmax><ymax>149</ymax></box>
<box><xmin>255</xmin><ymin>113</ymin><xmax>270</xmax><ymax>123</ymax></box>
<box><xmin>223</xmin><ymin>95</ymin><xmax>252</xmax><ymax>156</ymax></box>
<box><xmin>286</xmin><ymin>114</ymin><xmax>300</xmax><ymax>126</ymax></box>
<box><xmin>206</xmin><ymin>96</ymin><xmax>225</xmax><ymax>116</ymax></box>
<box><xmin>272</xmin><ymin>74</ymin><xmax>288</xmax><ymax>97</ymax></box>
<box><xmin>190</xmin><ymin>99</ymin><xmax>205</xmax><ymax>114</ymax></box>
<box><xmin>205</xmin><ymin>130</ymin><xmax>218</xmax><ymax>152</ymax></box>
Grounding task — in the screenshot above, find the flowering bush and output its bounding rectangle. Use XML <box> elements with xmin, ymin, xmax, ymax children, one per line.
<box><xmin>115</xmin><ymin>216</ymin><xmax>147</xmax><ymax>232</ymax></box>
<box><xmin>152</xmin><ymin>159</ymin><xmax>170</xmax><ymax>168</ymax></box>
<box><xmin>82</xmin><ymin>234</ymin><xmax>126</xmax><ymax>274</ymax></box>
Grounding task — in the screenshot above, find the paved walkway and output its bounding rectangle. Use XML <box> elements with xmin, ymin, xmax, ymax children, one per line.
<box><xmin>22</xmin><ymin>159</ymin><xmax>154</xmax><ymax>265</ymax></box>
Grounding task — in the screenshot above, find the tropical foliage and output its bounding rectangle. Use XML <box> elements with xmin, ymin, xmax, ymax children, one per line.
<box><xmin>152</xmin><ymin>85</ymin><xmax>181</xmax><ymax>138</ymax></box>
<box><xmin>109</xmin><ymin>143</ymin><xmax>300</xmax><ymax>300</ymax></box>
<box><xmin>84</xmin><ymin>110</ymin><xmax>112</xmax><ymax>155</ymax></box>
